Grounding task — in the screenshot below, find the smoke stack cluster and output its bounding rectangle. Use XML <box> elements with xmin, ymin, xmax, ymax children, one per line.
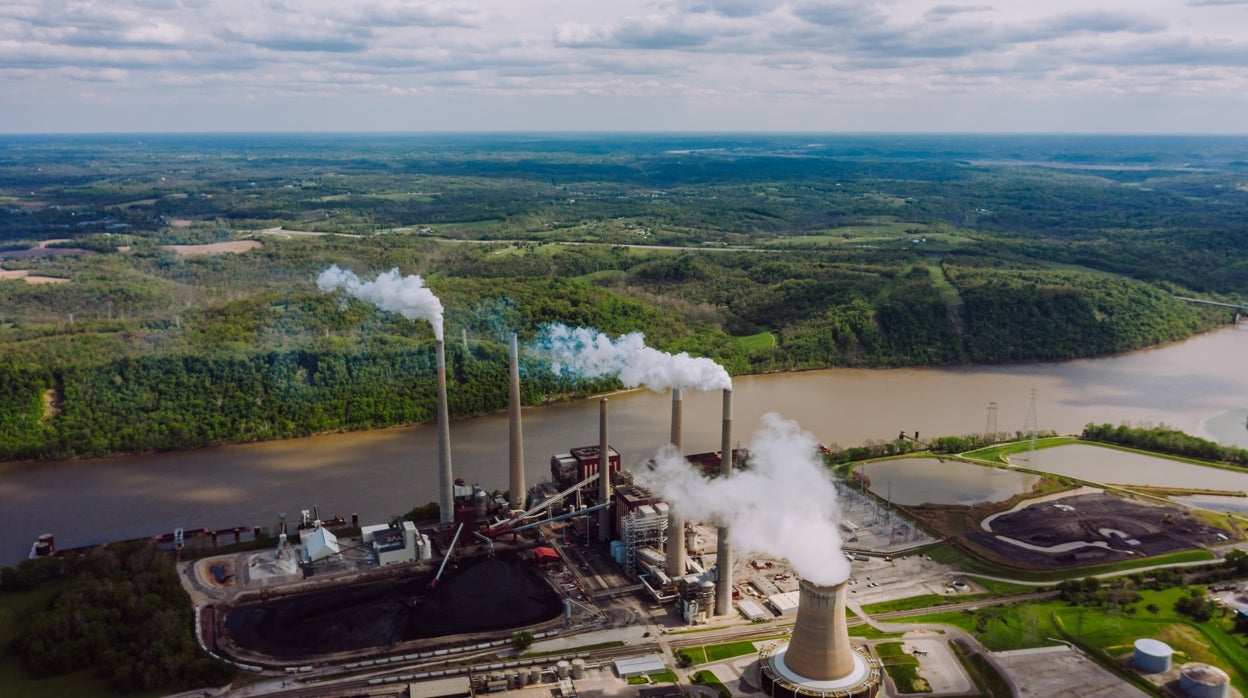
<box><xmin>508</xmin><ymin>333</ymin><xmax>525</xmax><ymax>510</ymax></box>
<box><xmin>758</xmin><ymin>579</ymin><xmax>881</xmax><ymax>698</ymax></box>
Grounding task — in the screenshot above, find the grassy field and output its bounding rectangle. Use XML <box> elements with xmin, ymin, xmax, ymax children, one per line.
<box><xmin>1051</xmin><ymin>588</ymin><xmax>1248</xmax><ymax>695</ymax></box>
<box><xmin>735</xmin><ymin>331</ymin><xmax>776</xmax><ymax>351</ymax></box>
<box><xmin>903</xmin><ymin>588</ymin><xmax>1248</xmax><ymax>695</ymax></box>
<box><xmin>875</xmin><ymin>641</ymin><xmax>930</xmax><ymax>693</ymax></box>
<box><xmin>690</xmin><ymin>670</ymin><xmax>731</xmax><ymax>698</ymax></box>
<box><xmin>679</xmin><ymin>636</ymin><xmax>787</xmax><ymax>666</ymax></box>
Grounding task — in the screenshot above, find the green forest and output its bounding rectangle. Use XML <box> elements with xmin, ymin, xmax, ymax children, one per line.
<box><xmin>0</xmin><ymin>134</ymin><xmax>1244</xmax><ymax>461</ymax></box>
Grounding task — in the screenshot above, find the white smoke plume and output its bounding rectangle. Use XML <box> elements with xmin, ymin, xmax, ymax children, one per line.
<box><xmin>317</xmin><ymin>265</ymin><xmax>444</xmax><ymax>341</ymax></box>
<box><xmin>530</xmin><ymin>324</ymin><xmax>731</xmax><ymax>392</ymax></box>
<box><xmin>640</xmin><ymin>412</ymin><xmax>850</xmax><ymax>586</ymax></box>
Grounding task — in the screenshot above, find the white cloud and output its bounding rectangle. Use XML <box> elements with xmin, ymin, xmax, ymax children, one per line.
<box><xmin>0</xmin><ymin>0</ymin><xmax>1246</xmax><ymax>132</ymax></box>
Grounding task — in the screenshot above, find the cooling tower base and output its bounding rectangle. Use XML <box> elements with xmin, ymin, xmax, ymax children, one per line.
<box><xmin>759</xmin><ymin>643</ymin><xmax>881</xmax><ymax>698</ymax></box>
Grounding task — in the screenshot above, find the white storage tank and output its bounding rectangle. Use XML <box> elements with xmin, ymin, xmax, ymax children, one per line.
<box><xmin>1133</xmin><ymin>638</ymin><xmax>1173</xmax><ymax>673</ymax></box>
<box><xmin>571</xmin><ymin>658</ymin><xmax>585</xmax><ymax>679</ymax></box>
<box><xmin>556</xmin><ymin>660</ymin><xmax>571</xmax><ymax>679</ymax></box>
<box><xmin>529</xmin><ymin>666</ymin><xmax>543</xmax><ymax>684</ymax></box>
<box><xmin>1180</xmin><ymin>663</ymin><xmax>1230</xmax><ymax>698</ymax></box>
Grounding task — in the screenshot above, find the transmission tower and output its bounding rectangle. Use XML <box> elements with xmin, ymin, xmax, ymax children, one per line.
<box><xmin>1023</xmin><ymin>389</ymin><xmax>1039</xmax><ymax>456</ymax></box>
<box><xmin>984</xmin><ymin>402</ymin><xmax>998</xmax><ymax>442</ymax></box>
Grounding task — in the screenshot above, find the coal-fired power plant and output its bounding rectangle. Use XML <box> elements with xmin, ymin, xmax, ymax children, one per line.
<box><xmin>666</xmin><ymin>388</ymin><xmax>686</xmax><ymax>577</ymax></box>
<box><xmin>508</xmin><ymin>333</ymin><xmax>525</xmax><ymax>511</ymax></box>
<box><xmin>436</xmin><ymin>339</ymin><xmax>454</xmax><ymax>524</ymax></box>
<box><xmin>758</xmin><ymin>579</ymin><xmax>882</xmax><ymax>698</ymax></box>
<box><xmin>715</xmin><ymin>387</ymin><xmax>733</xmax><ymax>616</ymax></box>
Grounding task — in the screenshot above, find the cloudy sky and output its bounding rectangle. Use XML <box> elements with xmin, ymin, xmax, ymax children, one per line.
<box><xmin>3</xmin><ymin>0</ymin><xmax>1247</xmax><ymax>133</ymax></box>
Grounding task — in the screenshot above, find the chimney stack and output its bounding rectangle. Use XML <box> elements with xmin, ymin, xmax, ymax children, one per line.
<box><xmin>666</xmin><ymin>388</ymin><xmax>686</xmax><ymax>578</ymax></box>
<box><xmin>508</xmin><ymin>333</ymin><xmax>525</xmax><ymax>511</ymax></box>
<box><xmin>715</xmin><ymin>388</ymin><xmax>733</xmax><ymax>615</ymax></box>
<box><xmin>436</xmin><ymin>340</ymin><xmax>453</xmax><ymax>524</ymax></box>
<box><xmin>598</xmin><ymin>397</ymin><xmax>611</xmax><ymax>542</ymax></box>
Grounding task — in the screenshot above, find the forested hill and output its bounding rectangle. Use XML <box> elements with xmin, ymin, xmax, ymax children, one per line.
<box><xmin>0</xmin><ymin>134</ymin><xmax>1243</xmax><ymax>461</ymax></box>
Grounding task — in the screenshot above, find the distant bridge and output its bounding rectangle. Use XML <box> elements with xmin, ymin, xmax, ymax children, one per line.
<box><xmin>1173</xmin><ymin>296</ymin><xmax>1248</xmax><ymax>312</ymax></box>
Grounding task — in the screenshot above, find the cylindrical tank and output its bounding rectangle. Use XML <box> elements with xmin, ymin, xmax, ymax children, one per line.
<box><xmin>473</xmin><ymin>485</ymin><xmax>488</xmax><ymax>520</ymax></box>
<box><xmin>1179</xmin><ymin>663</ymin><xmax>1230</xmax><ymax>698</ymax></box>
<box><xmin>1133</xmin><ymin>638</ymin><xmax>1173</xmax><ymax>673</ymax></box>
<box><xmin>556</xmin><ymin>660</ymin><xmax>571</xmax><ymax>679</ymax></box>
<box><xmin>571</xmin><ymin>658</ymin><xmax>585</xmax><ymax>679</ymax></box>
<box><xmin>418</xmin><ymin>533</ymin><xmax>433</xmax><ymax>560</ymax></box>
<box><xmin>529</xmin><ymin>667</ymin><xmax>542</xmax><ymax>684</ymax></box>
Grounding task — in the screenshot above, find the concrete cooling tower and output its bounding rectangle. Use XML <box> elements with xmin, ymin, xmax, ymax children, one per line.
<box><xmin>758</xmin><ymin>579</ymin><xmax>881</xmax><ymax>698</ymax></box>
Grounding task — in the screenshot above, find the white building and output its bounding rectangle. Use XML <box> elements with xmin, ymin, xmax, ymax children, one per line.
<box><xmin>362</xmin><ymin>521</ymin><xmax>425</xmax><ymax>566</ymax></box>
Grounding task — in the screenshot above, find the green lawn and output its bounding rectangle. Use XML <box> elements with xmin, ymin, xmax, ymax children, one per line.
<box><xmin>875</xmin><ymin>642</ymin><xmax>929</xmax><ymax>693</ymax></box>
<box><xmin>736</xmin><ymin>331</ymin><xmax>776</xmax><ymax>351</ymax></box>
<box><xmin>706</xmin><ymin>640</ymin><xmax>764</xmax><ymax>662</ymax></box>
<box><xmin>903</xmin><ymin>588</ymin><xmax>1248</xmax><ymax>695</ymax></box>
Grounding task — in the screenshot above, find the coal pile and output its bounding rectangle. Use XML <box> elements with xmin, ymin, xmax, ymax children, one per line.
<box><xmin>224</xmin><ymin>554</ymin><xmax>561</xmax><ymax>658</ymax></box>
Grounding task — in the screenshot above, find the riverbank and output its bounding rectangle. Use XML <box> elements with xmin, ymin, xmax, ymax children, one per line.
<box><xmin>1</xmin><ymin>325</ymin><xmax>1245</xmax><ymax>568</ymax></box>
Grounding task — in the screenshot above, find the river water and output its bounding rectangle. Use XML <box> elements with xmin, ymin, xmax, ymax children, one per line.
<box><xmin>2</xmin><ymin>324</ymin><xmax>1245</xmax><ymax>566</ymax></box>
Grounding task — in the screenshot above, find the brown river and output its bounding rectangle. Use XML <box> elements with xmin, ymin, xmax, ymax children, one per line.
<box><xmin>2</xmin><ymin>323</ymin><xmax>1245</xmax><ymax>566</ymax></box>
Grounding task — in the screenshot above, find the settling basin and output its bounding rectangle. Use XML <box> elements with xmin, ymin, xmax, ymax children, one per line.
<box><xmin>863</xmin><ymin>458</ymin><xmax>1041</xmax><ymax>506</ymax></box>
<box><xmin>224</xmin><ymin>554</ymin><xmax>561</xmax><ymax>658</ymax></box>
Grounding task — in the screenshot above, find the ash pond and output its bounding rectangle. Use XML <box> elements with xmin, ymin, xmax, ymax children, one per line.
<box><xmin>224</xmin><ymin>554</ymin><xmax>561</xmax><ymax>658</ymax></box>
<box><xmin>863</xmin><ymin>458</ymin><xmax>1041</xmax><ymax>506</ymax></box>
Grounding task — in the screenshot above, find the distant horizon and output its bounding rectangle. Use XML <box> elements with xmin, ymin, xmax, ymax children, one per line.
<box><xmin>4</xmin><ymin>2</ymin><xmax>1248</xmax><ymax>135</ymax></box>
<box><xmin>4</xmin><ymin>130</ymin><xmax>1248</xmax><ymax>138</ymax></box>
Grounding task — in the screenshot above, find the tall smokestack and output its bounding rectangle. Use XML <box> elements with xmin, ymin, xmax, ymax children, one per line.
<box><xmin>666</xmin><ymin>389</ymin><xmax>686</xmax><ymax>578</ymax></box>
<box><xmin>437</xmin><ymin>340</ymin><xmax>453</xmax><ymax>524</ymax></box>
<box><xmin>508</xmin><ymin>333</ymin><xmax>525</xmax><ymax>511</ymax></box>
<box><xmin>598</xmin><ymin>397</ymin><xmax>610</xmax><ymax>543</ymax></box>
<box><xmin>758</xmin><ymin>579</ymin><xmax>880</xmax><ymax>697</ymax></box>
<box><xmin>715</xmin><ymin>388</ymin><xmax>733</xmax><ymax>616</ymax></box>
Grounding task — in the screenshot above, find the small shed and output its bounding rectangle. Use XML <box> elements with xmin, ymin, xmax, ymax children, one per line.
<box><xmin>768</xmin><ymin>591</ymin><xmax>801</xmax><ymax>616</ymax></box>
<box><xmin>737</xmin><ymin>598</ymin><xmax>769</xmax><ymax>622</ymax></box>
<box><xmin>408</xmin><ymin>676</ymin><xmax>472</xmax><ymax>698</ymax></box>
<box><xmin>615</xmin><ymin>655</ymin><xmax>667</xmax><ymax>678</ymax></box>
<box><xmin>300</xmin><ymin>524</ymin><xmax>340</xmax><ymax>564</ymax></box>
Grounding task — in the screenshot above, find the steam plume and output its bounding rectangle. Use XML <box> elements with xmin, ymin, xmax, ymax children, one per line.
<box><xmin>317</xmin><ymin>265</ymin><xmax>444</xmax><ymax>341</ymax></box>
<box><xmin>641</xmin><ymin>412</ymin><xmax>850</xmax><ymax>586</ymax></box>
<box><xmin>531</xmin><ymin>324</ymin><xmax>731</xmax><ymax>392</ymax></box>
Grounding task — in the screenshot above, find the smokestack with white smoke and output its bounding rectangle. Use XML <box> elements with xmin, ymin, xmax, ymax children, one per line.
<box><xmin>317</xmin><ymin>265</ymin><xmax>444</xmax><ymax>341</ymax></box>
<box><xmin>317</xmin><ymin>265</ymin><xmax>452</xmax><ymax>521</ymax></box>
<box><xmin>641</xmin><ymin>412</ymin><xmax>850</xmax><ymax>587</ymax></box>
<box><xmin>531</xmin><ymin>324</ymin><xmax>731</xmax><ymax>393</ymax></box>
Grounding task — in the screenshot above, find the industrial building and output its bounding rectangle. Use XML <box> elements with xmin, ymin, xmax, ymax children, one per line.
<box><xmin>550</xmin><ymin>446</ymin><xmax>621</xmax><ymax>492</ymax></box>
<box><xmin>299</xmin><ymin>522</ymin><xmax>341</xmax><ymax>565</ymax></box>
<box><xmin>362</xmin><ymin>521</ymin><xmax>432</xmax><ymax>566</ymax></box>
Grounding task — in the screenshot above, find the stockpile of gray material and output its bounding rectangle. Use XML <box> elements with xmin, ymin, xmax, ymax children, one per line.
<box><xmin>224</xmin><ymin>554</ymin><xmax>560</xmax><ymax>657</ymax></box>
<box><xmin>410</xmin><ymin>555</ymin><xmax>563</xmax><ymax>638</ymax></box>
